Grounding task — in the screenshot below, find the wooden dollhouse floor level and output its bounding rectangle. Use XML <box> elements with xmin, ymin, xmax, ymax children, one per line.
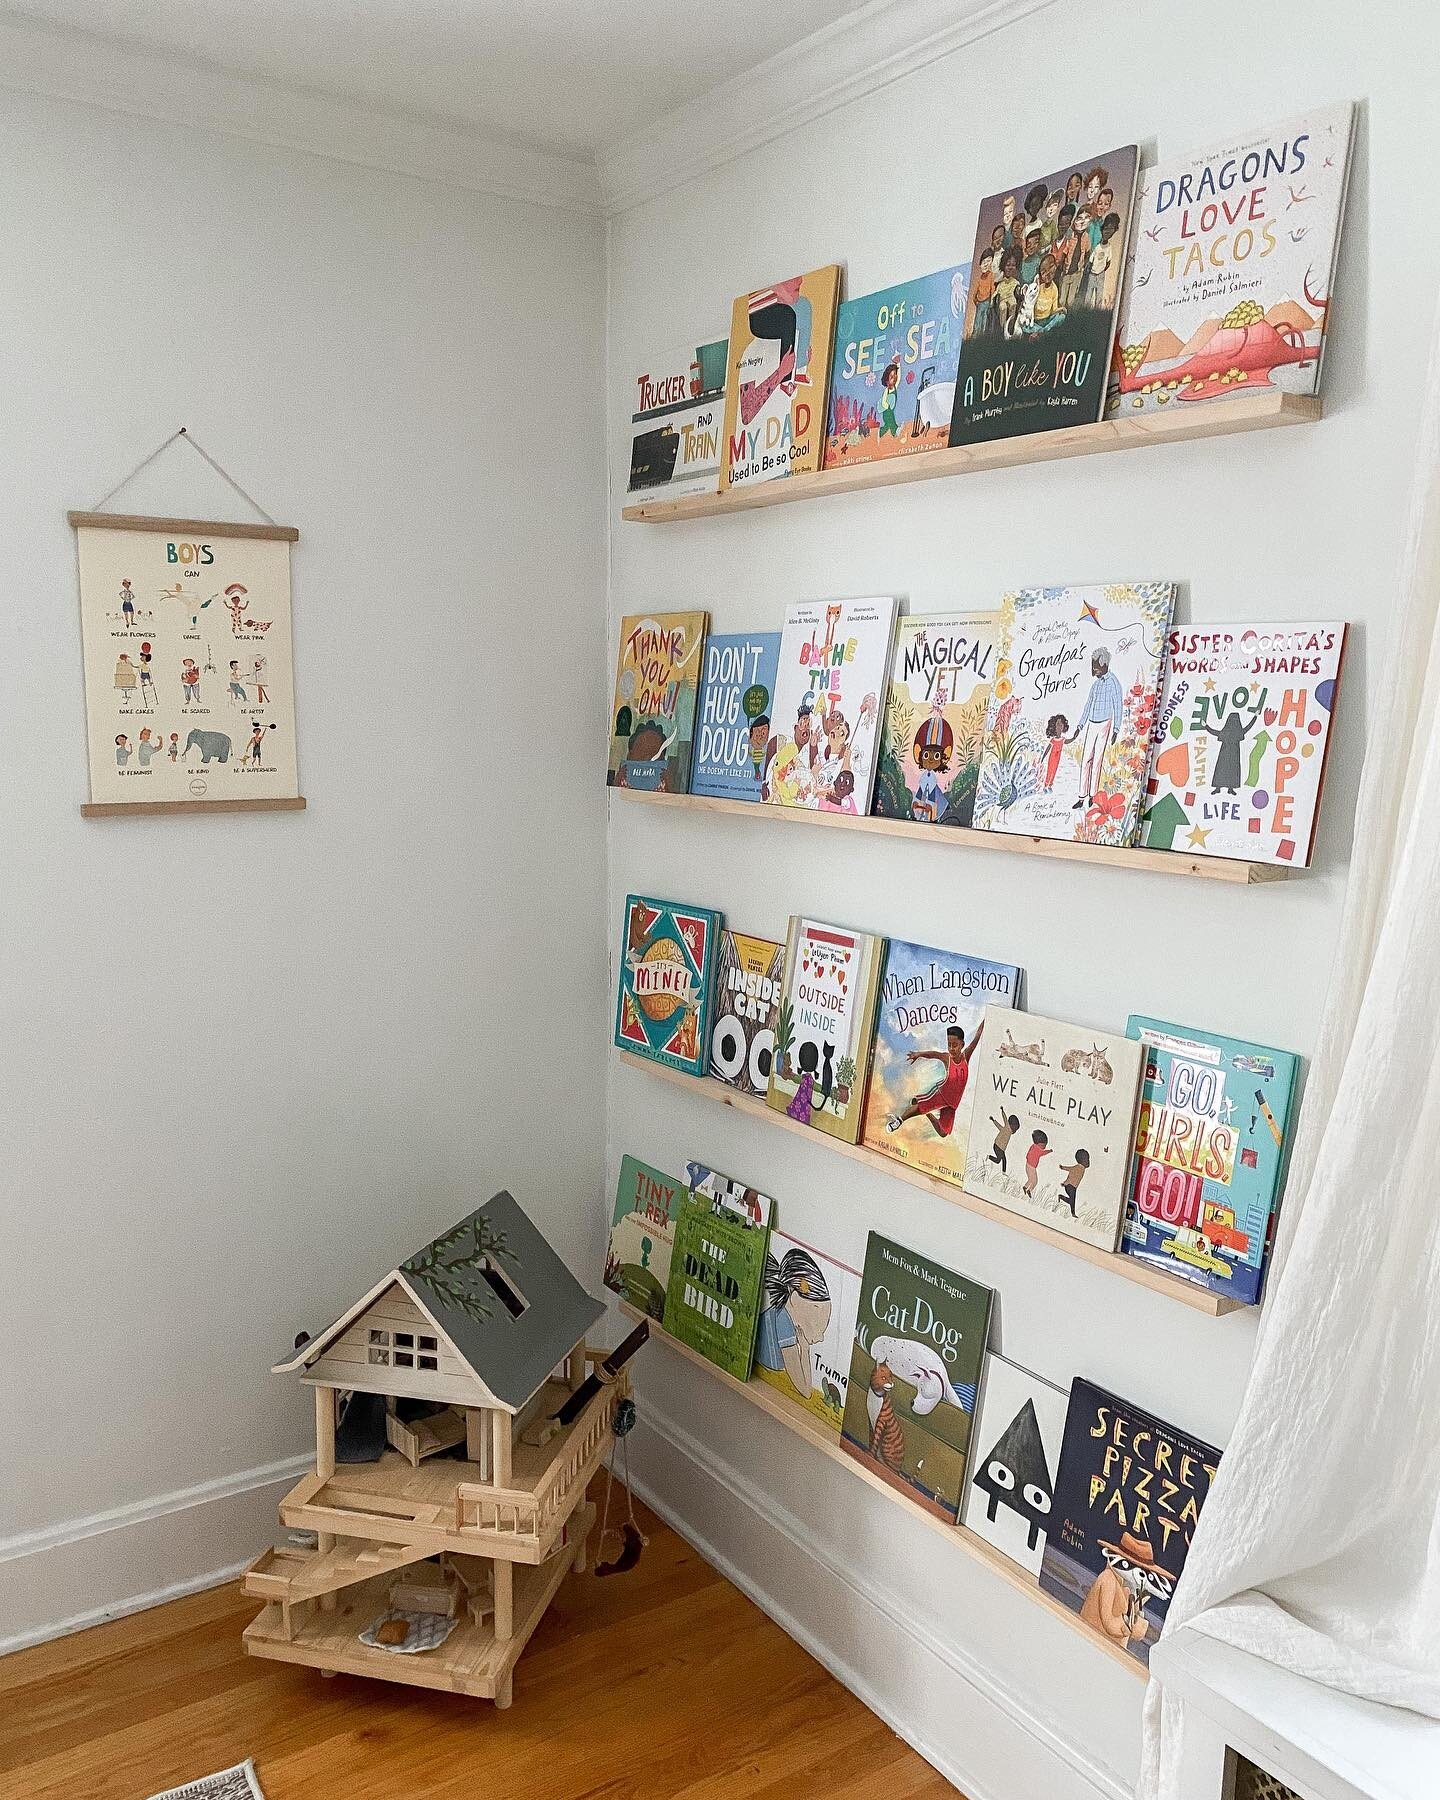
<box><xmin>243</xmin><ymin>1503</ymin><xmax>594</xmax><ymax>1700</ymax></box>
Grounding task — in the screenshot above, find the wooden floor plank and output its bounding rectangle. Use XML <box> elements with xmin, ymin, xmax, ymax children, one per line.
<box><xmin>0</xmin><ymin>1485</ymin><xmax>962</xmax><ymax>1799</ymax></box>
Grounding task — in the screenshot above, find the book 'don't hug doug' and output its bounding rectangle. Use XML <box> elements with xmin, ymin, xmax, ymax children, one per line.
<box><xmin>754</xmin><ymin>1231</ymin><xmax>861</xmax><ymax>1435</ymax></box>
<box><xmin>768</xmin><ymin>917</ymin><xmax>885</xmax><ymax>1146</ymax></box>
<box><xmin>607</xmin><ymin>611</ymin><xmax>708</xmax><ymax>793</ymax></box>
<box><xmin>862</xmin><ymin>939</ymin><xmax>1022</xmax><ymax>1190</ymax></box>
<box><xmin>1109</xmin><ymin>103</ymin><xmax>1354</xmax><ymax>416</ymax></box>
<box><xmin>949</xmin><ymin>147</ymin><xmax>1138</xmax><ymax>446</ymax></box>
<box><xmin>662</xmin><ymin>1187</ymin><xmax>772</xmax><ymax>1381</ymax></box>
<box><xmin>1140</xmin><ymin>623</ymin><xmax>1347</xmax><ymax>866</ymax></box>
<box><xmin>1123</xmin><ymin>1016</ymin><xmax>1299</xmax><ymax>1306</ymax></box>
<box><xmin>974</xmin><ymin>583</ymin><xmax>1174</xmax><ymax>847</ymax></box>
<box><xmin>722</xmin><ymin>266</ymin><xmax>842</xmax><ymax>490</ymax></box>
<box><xmin>690</xmin><ymin>631</ymin><xmax>782</xmax><ymax>802</ymax></box>
<box><xmin>763</xmin><ymin>597</ymin><xmax>898</xmax><ymax>814</ymax></box>
<box><xmin>824</xmin><ymin>265</ymin><xmax>969</xmax><ymax>469</ymax></box>
<box><xmin>613</xmin><ymin>895</ymin><xmax>721</xmax><ymax>1077</ymax></box>
<box><xmin>604</xmin><ymin>1155</ymin><xmax>688</xmax><ymax>1321</ymax></box>
<box><xmin>962</xmin><ymin>1006</ymin><xmax>1144</xmax><ymax>1252</ymax></box>
<box><xmin>625</xmin><ymin>339</ymin><xmax>728</xmax><ymax>500</ymax></box>
<box><xmin>872</xmin><ymin>611</ymin><xmax>999</xmax><ymax>826</ymax></box>
<box><xmin>840</xmin><ymin>1232</ymin><xmax>992</xmax><ymax>1521</ymax></box>
<box><xmin>960</xmin><ymin>1353</ymin><xmax>1068</xmax><ymax>1577</ymax></box>
<box><xmin>709</xmin><ymin>929</ymin><xmax>784</xmax><ymax>1098</ymax></box>
<box><xmin>1041</xmin><ymin>1379</ymin><xmax>1221</xmax><ymax>1668</ymax></box>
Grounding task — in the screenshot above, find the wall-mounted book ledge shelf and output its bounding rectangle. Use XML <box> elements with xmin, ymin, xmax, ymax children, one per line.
<box><xmin>619</xmin><ymin>1300</ymin><xmax>1147</xmax><ymax>1679</ymax></box>
<box><xmin>620</xmin><ymin>391</ymin><xmax>1320</xmax><ymax>523</ymax></box>
<box><xmin>617</xmin><ymin>1051</ymin><xmax>1246</xmax><ymax>1318</ymax></box>
<box><xmin>611</xmin><ymin>787</ymin><xmax>1288</xmax><ymax>887</ymax></box>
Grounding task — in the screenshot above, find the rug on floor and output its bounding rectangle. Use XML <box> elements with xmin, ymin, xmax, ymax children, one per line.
<box><xmin>146</xmin><ymin>1762</ymin><xmax>266</xmax><ymax>1800</ymax></box>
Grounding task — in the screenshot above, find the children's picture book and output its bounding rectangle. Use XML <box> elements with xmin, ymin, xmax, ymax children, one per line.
<box><xmin>872</xmin><ymin>611</ymin><xmax>999</xmax><ymax>826</ymax></box>
<box><xmin>1110</xmin><ymin>105</ymin><xmax>1354</xmax><ymax>416</ymax></box>
<box><xmin>962</xmin><ymin>1005</ymin><xmax>1145</xmax><ymax>1251</ymax></box>
<box><xmin>607</xmin><ymin>611</ymin><xmax>708</xmax><ymax>792</ymax></box>
<box><xmin>840</xmin><ymin>1232</ymin><xmax>993</xmax><ymax>1520</ymax></box>
<box><xmin>754</xmin><ymin>1231</ymin><xmax>862</xmax><ymax>1435</ymax></box>
<box><xmin>684</xmin><ymin>1161</ymin><xmax>772</xmax><ymax>1232</ymax></box>
<box><xmin>768</xmin><ymin>916</ymin><xmax>886</xmax><ymax>1146</ymax></box>
<box><xmin>662</xmin><ymin>1192</ymin><xmax>772</xmax><ymax>1381</ymax></box>
<box><xmin>862</xmin><ymin>940</ymin><xmax>1022</xmax><ymax>1188</ymax></box>
<box><xmin>625</xmin><ymin>340</ymin><xmax>728</xmax><ymax>500</ymax></box>
<box><xmin>709</xmin><ymin>929</ymin><xmax>784</xmax><ymax>1097</ymax></box>
<box><xmin>960</xmin><ymin>1353</ymin><xmax>1069</xmax><ymax>1576</ymax></box>
<box><xmin>690</xmin><ymin>631</ymin><xmax>782</xmax><ymax>802</ymax></box>
<box><xmin>974</xmin><ymin>583</ymin><xmax>1175</xmax><ymax>847</ymax></box>
<box><xmin>603</xmin><ymin>1155</ymin><xmax>688</xmax><ymax>1321</ymax></box>
<box><xmin>949</xmin><ymin>148</ymin><xmax>1139</xmax><ymax>446</ymax></box>
<box><xmin>1139</xmin><ymin>623</ymin><xmax>1347</xmax><ymax>866</ymax></box>
<box><xmin>613</xmin><ymin>895</ymin><xmax>722</xmax><ymax>1077</ymax></box>
<box><xmin>1040</xmin><ymin>1379</ymin><xmax>1221</xmax><ymax>1668</ymax></box>
<box><xmin>824</xmin><ymin>265</ymin><xmax>969</xmax><ymax>469</ymax></box>
<box><xmin>722</xmin><ymin>266</ymin><xmax>842</xmax><ymax>489</ymax></box>
<box><xmin>763</xmin><ymin>597</ymin><xmax>898</xmax><ymax>814</ymax></box>
<box><xmin>1122</xmin><ymin>1016</ymin><xmax>1300</xmax><ymax>1306</ymax></box>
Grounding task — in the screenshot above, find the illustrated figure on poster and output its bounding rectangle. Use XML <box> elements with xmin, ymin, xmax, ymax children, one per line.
<box><xmin>138</xmin><ymin>643</ymin><xmax>156</xmax><ymax>707</ymax></box>
<box><xmin>1203</xmin><ymin>697</ymin><xmax>1265</xmax><ymax>794</ymax></box>
<box><xmin>114</xmin><ymin>653</ymin><xmax>138</xmax><ymax>703</ymax></box>
<box><xmin>225</xmin><ymin>585</ymin><xmax>248</xmax><ymax>634</ymax></box>
<box><xmin>135</xmin><ymin>726</ymin><xmax>163</xmax><ymax>767</ymax></box>
<box><xmin>756</xmin><ymin>1248</ymin><xmax>832</xmax><ymax>1400</ymax></box>
<box><xmin>119</xmin><ymin>579</ymin><xmax>135</xmax><ymax>628</ymax></box>
<box><xmin>245</xmin><ymin>722</ymin><xmax>274</xmax><ymax>766</ymax></box>
<box><xmin>227</xmin><ymin>660</ymin><xmax>248</xmax><ymax>704</ymax></box>
<box><xmin>114</xmin><ymin>733</ymin><xmax>130</xmax><ymax>767</ymax></box>
<box><xmin>167</xmin><ymin>732</ymin><xmax>180</xmax><ymax>763</ymax></box>
<box><xmin>886</xmin><ymin>1021</ymin><xmax>985</xmax><ymax>1141</ymax></box>
<box><xmin>989</xmin><ymin>1111</ymin><xmax>1020</xmax><ymax>1171</ymax></box>
<box><xmin>250</xmin><ymin>655</ymin><xmax>270</xmax><ymax>705</ymax></box>
<box><xmin>1067</xmin><ymin>648</ymin><xmax>1122</xmax><ymax>809</ymax></box>
<box><xmin>181</xmin><ymin>658</ymin><xmax>201</xmax><ymax>707</ymax></box>
<box><xmin>1057</xmin><ymin>1149</ymin><xmax>1090</xmax><ymax>1217</ymax></box>
<box><xmin>1024</xmin><ymin>1130</ymin><xmax>1051</xmax><ymax>1196</ymax></box>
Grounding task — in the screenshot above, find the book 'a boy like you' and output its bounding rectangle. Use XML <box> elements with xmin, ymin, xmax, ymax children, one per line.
<box><xmin>721</xmin><ymin>266</ymin><xmax>842</xmax><ymax>490</ymax></box>
<box><xmin>824</xmin><ymin>265</ymin><xmax>968</xmax><ymax>469</ymax></box>
<box><xmin>872</xmin><ymin>611</ymin><xmax>999</xmax><ymax>827</ymax></box>
<box><xmin>768</xmin><ymin>916</ymin><xmax>885</xmax><ymax>1146</ymax></box>
<box><xmin>1110</xmin><ymin>103</ymin><xmax>1354</xmax><ymax>415</ymax></box>
<box><xmin>1123</xmin><ymin>1016</ymin><xmax>1300</xmax><ymax>1306</ymax></box>
<box><xmin>950</xmin><ymin>148</ymin><xmax>1139</xmax><ymax>446</ymax></box>
<box><xmin>840</xmin><ymin>1232</ymin><xmax>993</xmax><ymax>1521</ymax></box>
<box><xmin>607</xmin><ymin>611</ymin><xmax>708</xmax><ymax>793</ymax></box>
<box><xmin>613</xmin><ymin>895</ymin><xmax>721</xmax><ymax>1077</ymax></box>
<box><xmin>764</xmin><ymin>597</ymin><xmax>898</xmax><ymax>815</ymax></box>
<box><xmin>690</xmin><ymin>631</ymin><xmax>782</xmax><ymax>802</ymax></box>
<box><xmin>604</xmin><ymin>1155</ymin><xmax>687</xmax><ymax>1321</ymax></box>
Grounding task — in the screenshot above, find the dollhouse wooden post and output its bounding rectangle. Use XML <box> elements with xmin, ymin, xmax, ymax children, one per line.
<box><xmin>314</xmin><ymin>1385</ymin><xmax>337</xmax><ymax>1612</ymax></box>
<box><xmin>490</xmin><ymin>1405</ymin><xmax>515</xmax><ymax>1648</ymax></box>
<box><xmin>465</xmin><ymin>1407</ymin><xmax>484</xmax><ymax>1464</ymax></box>
<box><xmin>490</xmin><ymin>1407</ymin><xmax>511</xmax><ymax>1487</ymax></box>
<box><xmin>566</xmin><ymin>1342</ymin><xmax>586</xmax><ymax>1390</ymax></box>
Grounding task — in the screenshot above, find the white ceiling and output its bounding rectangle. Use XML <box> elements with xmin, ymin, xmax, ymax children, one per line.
<box><xmin>6</xmin><ymin>0</ymin><xmax>875</xmax><ymax>158</ymax></box>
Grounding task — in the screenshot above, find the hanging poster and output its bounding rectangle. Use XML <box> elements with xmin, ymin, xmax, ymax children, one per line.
<box><xmin>72</xmin><ymin>514</ymin><xmax>301</xmax><ymax>812</ymax></box>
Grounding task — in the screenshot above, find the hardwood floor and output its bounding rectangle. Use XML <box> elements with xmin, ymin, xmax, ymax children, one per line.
<box><xmin>0</xmin><ymin>1488</ymin><xmax>959</xmax><ymax>1799</ymax></box>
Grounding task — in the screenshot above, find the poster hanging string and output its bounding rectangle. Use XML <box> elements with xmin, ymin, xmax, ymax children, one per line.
<box><xmin>89</xmin><ymin>427</ymin><xmax>279</xmax><ymax>524</ymax></box>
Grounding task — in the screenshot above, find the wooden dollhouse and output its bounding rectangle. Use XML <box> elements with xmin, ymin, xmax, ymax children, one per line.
<box><xmin>243</xmin><ymin>1191</ymin><xmax>624</xmax><ymax>1707</ymax></box>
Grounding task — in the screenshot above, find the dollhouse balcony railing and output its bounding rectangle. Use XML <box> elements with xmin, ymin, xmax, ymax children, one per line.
<box><xmin>454</xmin><ymin>1375</ymin><xmax>623</xmax><ymax>1548</ymax></box>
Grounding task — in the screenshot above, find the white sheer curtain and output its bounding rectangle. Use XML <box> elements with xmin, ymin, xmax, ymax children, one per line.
<box><xmin>1141</xmin><ymin>344</ymin><xmax>1440</xmax><ymax>1796</ymax></box>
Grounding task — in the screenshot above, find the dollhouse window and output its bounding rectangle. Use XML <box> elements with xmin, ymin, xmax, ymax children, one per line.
<box><xmin>418</xmin><ymin>1335</ymin><xmax>437</xmax><ymax>1352</ymax></box>
<box><xmin>369</xmin><ymin>1346</ymin><xmax>389</xmax><ymax>1365</ymax></box>
<box><xmin>395</xmin><ymin>1332</ymin><xmax>414</xmax><ymax>1349</ymax></box>
<box><xmin>480</xmin><ymin>1258</ymin><xmax>528</xmax><ymax>1320</ymax></box>
<box><xmin>418</xmin><ymin>1354</ymin><xmax>438</xmax><ymax>1371</ymax></box>
<box><xmin>394</xmin><ymin>1350</ymin><xmax>414</xmax><ymax>1367</ymax></box>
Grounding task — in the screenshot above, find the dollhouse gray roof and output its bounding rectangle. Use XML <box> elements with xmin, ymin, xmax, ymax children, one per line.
<box><xmin>274</xmin><ymin>1190</ymin><xmax>604</xmax><ymax>1411</ymax></box>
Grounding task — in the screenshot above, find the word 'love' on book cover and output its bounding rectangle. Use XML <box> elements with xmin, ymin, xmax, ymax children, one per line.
<box><xmin>662</xmin><ymin>1193</ymin><xmax>771</xmax><ymax>1381</ymax></box>
<box><xmin>768</xmin><ymin>916</ymin><xmax>885</xmax><ymax>1146</ymax></box>
<box><xmin>604</xmin><ymin>1155</ymin><xmax>687</xmax><ymax>1321</ymax></box>
<box><xmin>1040</xmin><ymin>1379</ymin><xmax>1221</xmax><ymax>1668</ymax></box>
<box><xmin>872</xmin><ymin>611</ymin><xmax>998</xmax><ymax>826</ymax></box>
<box><xmin>754</xmin><ymin>1230</ymin><xmax>862</xmax><ymax>1435</ymax></box>
<box><xmin>613</xmin><ymin>895</ymin><xmax>721</xmax><ymax>1077</ymax></box>
<box><xmin>824</xmin><ymin>265</ymin><xmax>968</xmax><ymax>469</ymax></box>
<box><xmin>1122</xmin><ymin>1016</ymin><xmax>1300</xmax><ymax>1306</ymax></box>
<box><xmin>974</xmin><ymin>583</ymin><xmax>1174</xmax><ymax>847</ymax></box>
<box><xmin>722</xmin><ymin>267</ymin><xmax>842</xmax><ymax>489</ymax></box>
<box><xmin>1110</xmin><ymin>104</ymin><xmax>1354</xmax><ymax>415</ymax></box>
<box><xmin>962</xmin><ymin>1005</ymin><xmax>1144</xmax><ymax>1252</ymax></box>
<box><xmin>1140</xmin><ymin>623</ymin><xmax>1347</xmax><ymax>866</ymax></box>
<box><xmin>950</xmin><ymin>148</ymin><xmax>1138</xmax><ymax>446</ymax></box>
<box><xmin>840</xmin><ymin>1232</ymin><xmax>992</xmax><ymax>1521</ymax></box>
<box><xmin>690</xmin><ymin>631</ymin><xmax>782</xmax><ymax>802</ymax></box>
<box><xmin>960</xmin><ymin>1352</ymin><xmax>1068</xmax><ymax>1576</ymax></box>
<box><xmin>607</xmin><ymin>611</ymin><xmax>707</xmax><ymax>793</ymax></box>
<box><xmin>625</xmin><ymin>340</ymin><xmax>727</xmax><ymax>500</ymax></box>
<box><xmin>862</xmin><ymin>939</ymin><xmax>1022</xmax><ymax>1189</ymax></box>
<box><xmin>764</xmin><ymin>597</ymin><xmax>898</xmax><ymax>814</ymax></box>
<box><xmin>709</xmin><ymin>929</ymin><xmax>784</xmax><ymax>1098</ymax></box>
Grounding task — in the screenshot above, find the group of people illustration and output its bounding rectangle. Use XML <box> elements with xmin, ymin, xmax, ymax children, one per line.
<box><xmin>764</xmin><ymin>689</ymin><xmax>878</xmax><ymax>813</ymax></box>
<box><xmin>114</xmin><ymin>650</ymin><xmax>269</xmax><ymax>711</ymax></box>
<box><xmin>988</xmin><ymin>1115</ymin><xmax>1091</xmax><ymax>1217</ymax></box>
<box><xmin>967</xmin><ymin>168</ymin><xmax>1125</xmax><ymax>342</ymax></box>
<box><xmin>113</xmin><ymin>722</ymin><xmax>276</xmax><ymax>770</ymax></box>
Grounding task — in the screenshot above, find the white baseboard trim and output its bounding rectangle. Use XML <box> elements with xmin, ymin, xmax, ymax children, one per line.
<box><xmin>630</xmin><ymin>1401</ymin><xmax>1133</xmax><ymax>1800</ymax></box>
<box><xmin>0</xmin><ymin>1451</ymin><xmax>311</xmax><ymax>1657</ymax></box>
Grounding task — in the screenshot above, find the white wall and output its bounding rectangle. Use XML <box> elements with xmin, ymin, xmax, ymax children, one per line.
<box><xmin>0</xmin><ymin>87</ymin><xmax>608</xmax><ymax>1647</ymax></box>
<box><xmin>606</xmin><ymin>4</ymin><xmax>1430</xmax><ymax>1796</ymax></box>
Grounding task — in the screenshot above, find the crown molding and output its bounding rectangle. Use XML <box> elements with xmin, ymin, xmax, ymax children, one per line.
<box><xmin>597</xmin><ymin>0</ymin><xmax>1061</xmax><ymax>216</ymax></box>
<box><xmin>0</xmin><ymin>15</ymin><xmax>604</xmax><ymax>215</ymax></box>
